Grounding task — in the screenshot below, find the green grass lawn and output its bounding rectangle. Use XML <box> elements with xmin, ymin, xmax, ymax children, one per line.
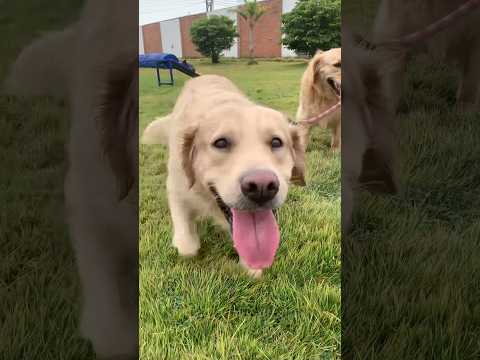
<box><xmin>344</xmin><ymin>56</ymin><xmax>480</xmax><ymax>359</ymax></box>
<box><xmin>139</xmin><ymin>60</ymin><xmax>341</xmax><ymax>359</ymax></box>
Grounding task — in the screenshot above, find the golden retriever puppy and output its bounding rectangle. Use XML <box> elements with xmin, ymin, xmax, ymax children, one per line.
<box><xmin>143</xmin><ymin>74</ymin><xmax>305</xmax><ymax>277</ymax></box>
<box><xmin>373</xmin><ymin>0</ymin><xmax>480</xmax><ymax>110</ymax></box>
<box><xmin>296</xmin><ymin>48</ymin><xmax>341</xmax><ymax>150</ymax></box>
<box><xmin>4</xmin><ymin>1</ymin><xmax>140</xmax><ymax>358</ymax></box>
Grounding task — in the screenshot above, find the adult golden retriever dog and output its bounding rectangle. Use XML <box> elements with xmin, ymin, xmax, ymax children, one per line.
<box><xmin>143</xmin><ymin>75</ymin><xmax>305</xmax><ymax>277</ymax></box>
<box><xmin>296</xmin><ymin>48</ymin><xmax>341</xmax><ymax>150</ymax></box>
<box><xmin>342</xmin><ymin>1</ymin><xmax>479</xmax><ymax>232</ymax></box>
<box><xmin>373</xmin><ymin>0</ymin><xmax>480</xmax><ymax>110</ymax></box>
<box><xmin>343</xmin><ymin>0</ymin><xmax>480</xmax><ymax>232</ymax></box>
<box><xmin>342</xmin><ymin>31</ymin><xmax>400</xmax><ymax>234</ymax></box>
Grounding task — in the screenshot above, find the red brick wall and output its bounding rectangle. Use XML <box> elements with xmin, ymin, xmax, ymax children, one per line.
<box><xmin>141</xmin><ymin>0</ymin><xmax>284</xmax><ymax>58</ymax></box>
<box><xmin>238</xmin><ymin>0</ymin><xmax>282</xmax><ymax>58</ymax></box>
<box><xmin>142</xmin><ymin>23</ymin><xmax>162</xmax><ymax>53</ymax></box>
<box><xmin>180</xmin><ymin>14</ymin><xmax>205</xmax><ymax>58</ymax></box>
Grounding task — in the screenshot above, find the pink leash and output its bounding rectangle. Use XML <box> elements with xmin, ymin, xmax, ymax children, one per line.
<box><xmin>297</xmin><ymin>98</ymin><xmax>341</xmax><ymax>125</ymax></box>
<box><xmin>377</xmin><ymin>0</ymin><xmax>480</xmax><ymax>47</ymax></box>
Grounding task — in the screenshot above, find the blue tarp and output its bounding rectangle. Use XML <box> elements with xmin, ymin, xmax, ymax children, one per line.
<box><xmin>139</xmin><ymin>53</ymin><xmax>199</xmax><ymax>85</ymax></box>
<box><xmin>139</xmin><ymin>52</ymin><xmax>195</xmax><ymax>71</ymax></box>
<box><xmin>139</xmin><ymin>53</ymin><xmax>179</xmax><ymax>69</ymax></box>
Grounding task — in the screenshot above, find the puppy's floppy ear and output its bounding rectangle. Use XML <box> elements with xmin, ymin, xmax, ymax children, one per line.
<box><xmin>181</xmin><ymin>126</ymin><xmax>197</xmax><ymax>188</ymax></box>
<box><xmin>289</xmin><ymin>127</ymin><xmax>306</xmax><ymax>186</ymax></box>
<box><xmin>98</xmin><ymin>59</ymin><xmax>138</xmax><ymax>201</ymax></box>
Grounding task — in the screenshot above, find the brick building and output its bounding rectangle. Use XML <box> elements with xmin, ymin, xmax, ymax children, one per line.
<box><xmin>139</xmin><ymin>0</ymin><xmax>299</xmax><ymax>58</ymax></box>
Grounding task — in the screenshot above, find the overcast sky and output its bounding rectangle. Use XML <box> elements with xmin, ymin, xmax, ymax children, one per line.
<box><xmin>140</xmin><ymin>0</ymin><xmax>246</xmax><ymax>25</ymax></box>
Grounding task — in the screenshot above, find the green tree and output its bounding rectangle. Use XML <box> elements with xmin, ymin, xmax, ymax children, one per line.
<box><xmin>237</xmin><ymin>0</ymin><xmax>266</xmax><ymax>65</ymax></box>
<box><xmin>282</xmin><ymin>0</ymin><xmax>340</xmax><ymax>57</ymax></box>
<box><xmin>190</xmin><ymin>15</ymin><xmax>237</xmax><ymax>64</ymax></box>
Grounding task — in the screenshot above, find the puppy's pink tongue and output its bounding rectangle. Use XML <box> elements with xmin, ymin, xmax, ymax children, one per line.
<box><xmin>232</xmin><ymin>209</ymin><xmax>280</xmax><ymax>269</ymax></box>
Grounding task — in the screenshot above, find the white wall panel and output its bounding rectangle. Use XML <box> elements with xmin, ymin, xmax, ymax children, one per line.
<box><xmin>160</xmin><ymin>19</ymin><xmax>182</xmax><ymax>57</ymax></box>
<box><xmin>139</xmin><ymin>27</ymin><xmax>145</xmax><ymax>54</ymax></box>
<box><xmin>281</xmin><ymin>0</ymin><xmax>298</xmax><ymax>57</ymax></box>
<box><xmin>211</xmin><ymin>8</ymin><xmax>239</xmax><ymax>58</ymax></box>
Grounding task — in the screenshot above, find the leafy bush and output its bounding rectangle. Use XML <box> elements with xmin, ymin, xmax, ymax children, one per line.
<box><xmin>282</xmin><ymin>0</ymin><xmax>340</xmax><ymax>56</ymax></box>
<box><xmin>190</xmin><ymin>15</ymin><xmax>238</xmax><ymax>63</ymax></box>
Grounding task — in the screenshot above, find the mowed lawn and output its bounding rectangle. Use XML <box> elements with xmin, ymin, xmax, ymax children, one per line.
<box><xmin>139</xmin><ymin>60</ymin><xmax>341</xmax><ymax>359</ymax></box>
<box><xmin>344</xmin><ymin>57</ymin><xmax>480</xmax><ymax>359</ymax></box>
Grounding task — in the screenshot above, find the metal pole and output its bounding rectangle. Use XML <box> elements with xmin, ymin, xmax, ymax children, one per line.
<box><xmin>206</xmin><ymin>0</ymin><xmax>214</xmax><ymax>16</ymax></box>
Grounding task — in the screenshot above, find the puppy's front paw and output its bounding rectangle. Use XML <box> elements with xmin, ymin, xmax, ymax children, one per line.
<box><xmin>239</xmin><ymin>258</ymin><xmax>263</xmax><ymax>279</ymax></box>
<box><xmin>173</xmin><ymin>236</ymin><xmax>200</xmax><ymax>257</ymax></box>
<box><xmin>245</xmin><ymin>268</ymin><xmax>263</xmax><ymax>279</ymax></box>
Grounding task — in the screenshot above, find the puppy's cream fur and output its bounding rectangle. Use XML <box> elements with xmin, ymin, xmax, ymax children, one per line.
<box><xmin>5</xmin><ymin>1</ymin><xmax>139</xmax><ymax>358</ymax></box>
<box><xmin>296</xmin><ymin>48</ymin><xmax>341</xmax><ymax>150</ymax></box>
<box><xmin>143</xmin><ymin>75</ymin><xmax>305</xmax><ymax>276</ymax></box>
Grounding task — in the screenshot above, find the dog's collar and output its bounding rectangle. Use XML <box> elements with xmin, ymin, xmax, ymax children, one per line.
<box><xmin>208</xmin><ymin>185</ymin><xmax>233</xmax><ymax>229</ymax></box>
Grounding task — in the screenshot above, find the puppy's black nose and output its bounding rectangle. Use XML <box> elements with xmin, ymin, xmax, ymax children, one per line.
<box><xmin>240</xmin><ymin>170</ymin><xmax>279</xmax><ymax>205</ymax></box>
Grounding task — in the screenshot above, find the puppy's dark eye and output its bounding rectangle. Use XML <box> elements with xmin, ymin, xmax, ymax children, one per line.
<box><xmin>212</xmin><ymin>138</ymin><xmax>230</xmax><ymax>149</ymax></box>
<box><xmin>271</xmin><ymin>137</ymin><xmax>283</xmax><ymax>149</ymax></box>
<box><xmin>334</xmin><ymin>62</ymin><xmax>341</xmax><ymax>68</ymax></box>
